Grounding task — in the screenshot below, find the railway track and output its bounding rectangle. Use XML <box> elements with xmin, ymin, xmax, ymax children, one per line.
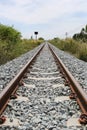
<box><xmin>0</xmin><ymin>43</ymin><xmax>87</xmax><ymax>129</ymax></box>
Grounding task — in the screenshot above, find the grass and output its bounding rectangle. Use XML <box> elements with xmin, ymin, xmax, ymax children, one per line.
<box><xmin>49</xmin><ymin>38</ymin><xmax>87</xmax><ymax>62</ymax></box>
<box><xmin>0</xmin><ymin>39</ymin><xmax>43</xmax><ymax>65</ymax></box>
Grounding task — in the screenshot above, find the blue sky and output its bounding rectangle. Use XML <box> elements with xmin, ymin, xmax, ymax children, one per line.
<box><xmin>0</xmin><ymin>0</ymin><xmax>87</xmax><ymax>39</ymax></box>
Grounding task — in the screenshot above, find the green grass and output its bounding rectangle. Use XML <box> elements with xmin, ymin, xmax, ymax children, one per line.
<box><xmin>0</xmin><ymin>39</ymin><xmax>43</xmax><ymax>65</ymax></box>
<box><xmin>49</xmin><ymin>38</ymin><xmax>87</xmax><ymax>62</ymax></box>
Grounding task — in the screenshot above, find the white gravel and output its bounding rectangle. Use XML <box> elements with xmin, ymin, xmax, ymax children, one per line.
<box><xmin>0</xmin><ymin>43</ymin><xmax>44</xmax><ymax>92</ymax></box>
<box><xmin>49</xmin><ymin>43</ymin><xmax>87</xmax><ymax>92</ymax></box>
<box><xmin>0</xmin><ymin>43</ymin><xmax>87</xmax><ymax>130</ymax></box>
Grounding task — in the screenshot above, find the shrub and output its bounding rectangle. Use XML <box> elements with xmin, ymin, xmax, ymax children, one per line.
<box><xmin>0</xmin><ymin>24</ymin><xmax>21</xmax><ymax>43</ymax></box>
<box><xmin>0</xmin><ymin>39</ymin><xmax>42</xmax><ymax>65</ymax></box>
<box><xmin>50</xmin><ymin>38</ymin><xmax>87</xmax><ymax>62</ymax></box>
<box><xmin>79</xmin><ymin>44</ymin><xmax>87</xmax><ymax>61</ymax></box>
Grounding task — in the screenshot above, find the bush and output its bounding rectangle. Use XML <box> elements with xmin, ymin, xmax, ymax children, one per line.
<box><xmin>50</xmin><ymin>38</ymin><xmax>87</xmax><ymax>62</ymax></box>
<box><xmin>0</xmin><ymin>39</ymin><xmax>42</xmax><ymax>65</ymax></box>
<box><xmin>79</xmin><ymin>44</ymin><xmax>87</xmax><ymax>61</ymax></box>
<box><xmin>0</xmin><ymin>24</ymin><xmax>43</xmax><ymax>65</ymax></box>
<box><xmin>0</xmin><ymin>24</ymin><xmax>21</xmax><ymax>43</ymax></box>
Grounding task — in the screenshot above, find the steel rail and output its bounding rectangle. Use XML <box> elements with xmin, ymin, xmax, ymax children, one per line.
<box><xmin>0</xmin><ymin>44</ymin><xmax>45</xmax><ymax>117</ymax></box>
<box><xmin>48</xmin><ymin>44</ymin><xmax>87</xmax><ymax>124</ymax></box>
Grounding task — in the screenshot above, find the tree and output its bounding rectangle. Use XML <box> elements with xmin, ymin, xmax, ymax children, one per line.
<box><xmin>85</xmin><ymin>25</ymin><xmax>87</xmax><ymax>32</ymax></box>
<box><xmin>73</xmin><ymin>25</ymin><xmax>87</xmax><ymax>42</ymax></box>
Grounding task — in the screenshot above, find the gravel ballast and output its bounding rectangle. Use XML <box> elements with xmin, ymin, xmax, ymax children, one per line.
<box><xmin>0</xmin><ymin>43</ymin><xmax>44</xmax><ymax>92</ymax></box>
<box><xmin>0</xmin><ymin>43</ymin><xmax>87</xmax><ymax>130</ymax></box>
<box><xmin>49</xmin><ymin>43</ymin><xmax>87</xmax><ymax>92</ymax></box>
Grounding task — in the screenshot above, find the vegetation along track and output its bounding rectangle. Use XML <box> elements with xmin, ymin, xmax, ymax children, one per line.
<box><xmin>0</xmin><ymin>43</ymin><xmax>87</xmax><ymax>129</ymax></box>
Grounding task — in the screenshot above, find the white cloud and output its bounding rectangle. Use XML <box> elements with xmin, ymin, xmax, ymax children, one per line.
<box><xmin>0</xmin><ymin>0</ymin><xmax>87</xmax><ymax>39</ymax></box>
<box><xmin>0</xmin><ymin>0</ymin><xmax>86</xmax><ymax>24</ymax></box>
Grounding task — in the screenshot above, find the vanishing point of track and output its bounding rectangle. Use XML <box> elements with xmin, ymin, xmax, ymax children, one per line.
<box><xmin>0</xmin><ymin>43</ymin><xmax>87</xmax><ymax>128</ymax></box>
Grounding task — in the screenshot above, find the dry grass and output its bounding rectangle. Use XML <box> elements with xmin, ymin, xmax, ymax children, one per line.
<box><xmin>0</xmin><ymin>39</ymin><xmax>43</xmax><ymax>65</ymax></box>
<box><xmin>49</xmin><ymin>38</ymin><xmax>87</xmax><ymax>62</ymax></box>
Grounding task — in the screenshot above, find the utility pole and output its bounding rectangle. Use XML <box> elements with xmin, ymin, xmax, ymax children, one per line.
<box><xmin>65</xmin><ymin>32</ymin><xmax>68</xmax><ymax>39</ymax></box>
<box><xmin>34</xmin><ymin>32</ymin><xmax>38</xmax><ymax>40</ymax></box>
<box><xmin>31</xmin><ymin>35</ymin><xmax>33</xmax><ymax>40</ymax></box>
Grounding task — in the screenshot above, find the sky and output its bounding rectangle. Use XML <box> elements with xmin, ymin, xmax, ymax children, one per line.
<box><xmin>0</xmin><ymin>0</ymin><xmax>87</xmax><ymax>39</ymax></box>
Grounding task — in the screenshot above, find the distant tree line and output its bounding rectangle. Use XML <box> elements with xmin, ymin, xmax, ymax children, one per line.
<box><xmin>38</xmin><ymin>37</ymin><xmax>44</xmax><ymax>41</ymax></box>
<box><xmin>73</xmin><ymin>25</ymin><xmax>87</xmax><ymax>42</ymax></box>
